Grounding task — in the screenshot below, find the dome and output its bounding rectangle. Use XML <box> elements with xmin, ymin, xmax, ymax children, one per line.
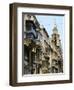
<box><xmin>53</xmin><ymin>24</ymin><xmax>58</xmax><ymax>34</ymax></box>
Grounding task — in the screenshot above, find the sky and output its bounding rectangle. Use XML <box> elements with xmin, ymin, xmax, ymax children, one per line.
<box><xmin>35</xmin><ymin>15</ymin><xmax>65</xmax><ymax>55</ymax></box>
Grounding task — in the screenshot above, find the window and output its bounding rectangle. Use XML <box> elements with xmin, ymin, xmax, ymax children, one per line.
<box><xmin>26</xmin><ymin>21</ymin><xmax>32</xmax><ymax>31</ymax></box>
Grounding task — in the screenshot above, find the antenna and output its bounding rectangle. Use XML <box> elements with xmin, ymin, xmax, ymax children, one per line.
<box><xmin>54</xmin><ymin>18</ymin><xmax>57</xmax><ymax>27</ymax></box>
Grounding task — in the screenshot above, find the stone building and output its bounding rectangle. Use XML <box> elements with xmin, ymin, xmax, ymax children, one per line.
<box><xmin>49</xmin><ymin>24</ymin><xmax>63</xmax><ymax>73</ymax></box>
<box><xmin>23</xmin><ymin>14</ymin><xmax>63</xmax><ymax>75</ymax></box>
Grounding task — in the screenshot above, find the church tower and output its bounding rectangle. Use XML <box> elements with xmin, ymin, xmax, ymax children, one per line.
<box><xmin>50</xmin><ymin>22</ymin><xmax>63</xmax><ymax>73</ymax></box>
<box><xmin>52</xmin><ymin>23</ymin><xmax>61</xmax><ymax>47</ymax></box>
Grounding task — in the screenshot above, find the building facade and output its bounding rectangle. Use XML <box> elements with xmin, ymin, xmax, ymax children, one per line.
<box><xmin>23</xmin><ymin>14</ymin><xmax>63</xmax><ymax>75</ymax></box>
